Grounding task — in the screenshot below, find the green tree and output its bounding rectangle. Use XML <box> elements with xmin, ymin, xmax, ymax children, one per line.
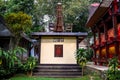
<box><xmin>6</xmin><ymin>0</ymin><xmax>34</xmax><ymax>15</ymax></box>
<box><xmin>0</xmin><ymin>0</ymin><xmax>8</xmax><ymax>15</ymax></box>
<box><xmin>4</xmin><ymin>12</ymin><xmax>32</xmax><ymax>46</ymax></box>
<box><xmin>0</xmin><ymin>0</ymin><xmax>101</xmax><ymax>32</ymax></box>
<box><xmin>33</xmin><ymin>0</ymin><xmax>101</xmax><ymax>32</ymax></box>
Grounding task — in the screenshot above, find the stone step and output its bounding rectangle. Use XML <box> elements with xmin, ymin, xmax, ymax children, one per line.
<box><xmin>33</xmin><ymin>64</ymin><xmax>82</xmax><ymax>77</ymax></box>
<box><xmin>35</xmin><ymin>66</ymin><xmax>80</xmax><ymax>69</ymax></box>
<box><xmin>34</xmin><ymin>69</ymin><xmax>81</xmax><ymax>72</ymax></box>
<box><xmin>33</xmin><ymin>72</ymin><xmax>81</xmax><ymax>75</ymax></box>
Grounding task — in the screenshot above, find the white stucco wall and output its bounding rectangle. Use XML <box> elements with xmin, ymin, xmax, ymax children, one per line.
<box><xmin>40</xmin><ymin>36</ymin><xmax>77</xmax><ymax>64</ymax></box>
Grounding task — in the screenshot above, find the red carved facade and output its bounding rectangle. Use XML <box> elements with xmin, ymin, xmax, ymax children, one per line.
<box><xmin>86</xmin><ymin>0</ymin><xmax>120</xmax><ymax>66</ymax></box>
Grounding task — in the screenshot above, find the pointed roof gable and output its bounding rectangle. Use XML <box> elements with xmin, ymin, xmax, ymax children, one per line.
<box><xmin>86</xmin><ymin>0</ymin><xmax>113</xmax><ymax>27</ymax></box>
<box><xmin>0</xmin><ymin>15</ymin><xmax>12</xmax><ymax>37</ymax></box>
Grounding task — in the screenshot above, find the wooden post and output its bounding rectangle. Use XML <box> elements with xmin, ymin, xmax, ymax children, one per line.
<box><xmin>103</xmin><ymin>21</ymin><xmax>109</xmax><ymax>65</ymax></box>
<box><xmin>93</xmin><ymin>31</ymin><xmax>97</xmax><ymax>65</ymax></box>
<box><xmin>91</xmin><ymin>26</ymin><xmax>97</xmax><ymax>65</ymax></box>
<box><xmin>103</xmin><ymin>21</ymin><xmax>108</xmax><ymax>58</ymax></box>
<box><xmin>97</xmin><ymin>27</ymin><xmax>102</xmax><ymax>65</ymax></box>
<box><xmin>39</xmin><ymin>36</ymin><xmax>41</xmax><ymax>64</ymax></box>
<box><xmin>112</xmin><ymin>0</ymin><xmax>119</xmax><ymax>57</ymax></box>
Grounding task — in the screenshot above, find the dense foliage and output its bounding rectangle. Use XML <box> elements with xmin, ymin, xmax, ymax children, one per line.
<box><xmin>0</xmin><ymin>0</ymin><xmax>34</xmax><ymax>15</ymax></box>
<box><xmin>0</xmin><ymin>47</ymin><xmax>26</xmax><ymax>79</ymax></box>
<box><xmin>5</xmin><ymin>12</ymin><xmax>32</xmax><ymax>35</ymax></box>
<box><xmin>75</xmin><ymin>48</ymin><xmax>94</xmax><ymax>76</ymax></box>
<box><xmin>76</xmin><ymin>48</ymin><xmax>93</xmax><ymax>61</ymax></box>
<box><xmin>0</xmin><ymin>47</ymin><xmax>37</xmax><ymax>79</ymax></box>
<box><xmin>22</xmin><ymin>57</ymin><xmax>36</xmax><ymax>72</ymax></box>
<box><xmin>75</xmin><ymin>48</ymin><xmax>88</xmax><ymax>76</ymax></box>
<box><xmin>4</xmin><ymin>12</ymin><xmax>32</xmax><ymax>45</ymax></box>
<box><xmin>9</xmin><ymin>0</ymin><xmax>34</xmax><ymax>15</ymax></box>
<box><xmin>107</xmin><ymin>57</ymin><xmax>120</xmax><ymax>80</ymax></box>
<box><xmin>0</xmin><ymin>0</ymin><xmax>101</xmax><ymax>32</ymax></box>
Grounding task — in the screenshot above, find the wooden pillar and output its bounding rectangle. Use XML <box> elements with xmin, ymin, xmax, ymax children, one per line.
<box><xmin>112</xmin><ymin>0</ymin><xmax>119</xmax><ymax>57</ymax></box>
<box><xmin>103</xmin><ymin>21</ymin><xmax>109</xmax><ymax>65</ymax></box>
<box><xmin>39</xmin><ymin>36</ymin><xmax>41</xmax><ymax>64</ymax></box>
<box><xmin>118</xmin><ymin>0</ymin><xmax>120</xmax><ymax>64</ymax></box>
<box><xmin>103</xmin><ymin>22</ymin><xmax>109</xmax><ymax>58</ymax></box>
<box><xmin>97</xmin><ymin>27</ymin><xmax>102</xmax><ymax>65</ymax></box>
<box><xmin>93</xmin><ymin>31</ymin><xmax>97</xmax><ymax>65</ymax></box>
<box><xmin>76</xmin><ymin>37</ymin><xmax>79</xmax><ymax>50</ymax></box>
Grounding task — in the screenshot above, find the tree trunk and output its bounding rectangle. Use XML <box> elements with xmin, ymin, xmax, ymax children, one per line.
<box><xmin>15</xmin><ymin>37</ymin><xmax>21</xmax><ymax>47</ymax></box>
<box><xmin>82</xmin><ymin>66</ymin><xmax>84</xmax><ymax>76</ymax></box>
<box><xmin>27</xmin><ymin>70</ymin><xmax>32</xmax><ymax>76</ymax></box>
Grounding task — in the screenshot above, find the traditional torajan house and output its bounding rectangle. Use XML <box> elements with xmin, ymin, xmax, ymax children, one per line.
<box><xmin>0</xmin><ymin>15</ymin><xmax>37</xmax><ymax>60</ymax></box>
<box><xmin>0</xmin><ymin>15</ymin><xmax>13</xmax><ymax>50</ymax></box>
<box><xmin>86</xmin><ymin>0</ymin><xmax>120</xmax><ymax>66</ymax></box>
<box><xmin>31</xmin><ymin>3</ymin><xmax>87</xmax><ymax>65</ymax></box>
<box><xmin>20</xmin><ymin>32</ymin><xmax>39</xmax><ymax>60</ymax></box>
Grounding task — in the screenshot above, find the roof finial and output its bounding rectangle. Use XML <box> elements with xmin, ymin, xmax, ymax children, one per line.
<box><xmin>54</xmin><ymin>2</ymin><xmax>64</xmax><ymax>32</ymax></box>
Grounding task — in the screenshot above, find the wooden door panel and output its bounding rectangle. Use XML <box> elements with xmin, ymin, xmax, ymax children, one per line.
<box><xmin>54</xmin><ymin>45</ymin><xmax>63</xmax><ymax>57</ymax></box>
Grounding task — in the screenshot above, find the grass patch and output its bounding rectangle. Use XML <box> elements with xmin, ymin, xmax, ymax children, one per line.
<box><xmin>9</xmin><ymin>74</ymin><xmax>102</xmax><ymax>80</ymax></box>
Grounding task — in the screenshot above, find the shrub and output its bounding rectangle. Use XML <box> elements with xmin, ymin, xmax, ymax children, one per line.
<box><xmin>22</xmin><ymin>57</ymin><xmax>36</xmax><ymax>72</ymax></box>
<box><xmin>75</xmin><ymin>48</ymin><xmax>88</xmax><ymax>76</ymax></box>
<box><xmin>0</xmin><ymin>47</ymin><xmax>27</xmax><ymax>78</ymax></box>
<box><xmin>106</xmin><ymin>57</ymin><xmax>120</xmax><ymax>80</ymax></box>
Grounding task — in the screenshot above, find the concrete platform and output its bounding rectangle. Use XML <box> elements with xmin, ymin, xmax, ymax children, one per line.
<box><xmin>86</xmin><ymin>64</ymin><xmax>108</xmax><ymax>71</ymax></box>
<box><xmin>85</xmin><ymin>63</ymin><xmax>120</xmax><ymax>80</ymax></box>
<box><xmin>85</xmin><ymin>64</ymin><xmax>108</xmax><ymax>80</ymax></box>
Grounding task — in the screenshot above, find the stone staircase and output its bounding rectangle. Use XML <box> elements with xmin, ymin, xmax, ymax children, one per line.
<box><xmin>33</xmin><ymin>64</ymin><xmax>82</xmax><ymax>78</ymax></box>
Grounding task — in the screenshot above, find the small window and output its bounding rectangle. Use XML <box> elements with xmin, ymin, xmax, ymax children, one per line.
<box><xmin>54</xmin><ymin>45</ymin><xmax>63</xmax><ymax>57</ymax></box>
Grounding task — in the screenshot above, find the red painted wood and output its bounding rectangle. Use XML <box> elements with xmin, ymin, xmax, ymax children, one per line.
<box><xmin>55</xmin><ymin>45</ymin><xmax>63</xmax><ymax>57</ymax></box>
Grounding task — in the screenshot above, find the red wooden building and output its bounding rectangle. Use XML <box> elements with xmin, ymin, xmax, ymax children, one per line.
<box><xmin>86</xmin><ymin>0</ymin><xmax>120</xmax><ymax>66</ymax></box>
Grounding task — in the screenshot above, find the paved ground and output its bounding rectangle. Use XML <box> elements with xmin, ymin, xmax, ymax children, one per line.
<box><xmin>86</xmin><ymin>64</ymin><xmax>108</xmax><ymax>71</ymax></box>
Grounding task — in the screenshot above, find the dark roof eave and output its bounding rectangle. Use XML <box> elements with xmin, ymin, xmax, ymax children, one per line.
<box><xmin>31</xmin><ymin>32</ymin><xmax>88</xmax><ymax>37</ymax></box>
<box><xmin>0</xmin><ymin>30</ymin><xmax>13</xmax><ymax>37</ymax></box>
<box><xmin>21</xmin><ymin>32</ymin><xmax>36</xmax><ymax>43</ymax></box>
<box><xmin>86</xmin><ymin>0</ymin><xmax>113</xmax><ymax>27</ymax></box>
